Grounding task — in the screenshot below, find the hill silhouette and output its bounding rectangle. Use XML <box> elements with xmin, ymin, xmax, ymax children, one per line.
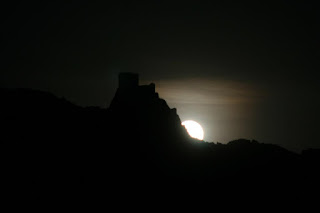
<box><xmin>2</xmin><ymin>73</ymin><xmax>320</xmax><ymax>202</ymax></box>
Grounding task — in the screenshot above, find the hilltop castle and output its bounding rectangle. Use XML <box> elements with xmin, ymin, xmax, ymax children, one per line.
<box><xmin>109</xmin><ymin>72</ymin><xmax>181</xmax><ymax>132</ymax></box>
<box><xmin>110</xmin><ymin>72</ymin><xmax>160</xmax><ymax>107</ymax></box>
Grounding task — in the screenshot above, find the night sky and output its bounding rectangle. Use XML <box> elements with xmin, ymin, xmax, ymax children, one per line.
<box><xmin>1</xmin><ymin>1</ymin><xmax>319</xmax><ymax>152</ymax></box>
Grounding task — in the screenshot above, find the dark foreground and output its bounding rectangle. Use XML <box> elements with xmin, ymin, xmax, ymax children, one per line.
<box><xmin>2</xmin><ymin>88</ymin><xmax>320</xmax><ymax>205</ymax></box>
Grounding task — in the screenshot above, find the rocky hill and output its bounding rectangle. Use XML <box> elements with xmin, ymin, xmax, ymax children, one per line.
<box><xmin>2</xmin><ymin>73</ymin><xmax>320</xmax><ymax>202</ymax></box>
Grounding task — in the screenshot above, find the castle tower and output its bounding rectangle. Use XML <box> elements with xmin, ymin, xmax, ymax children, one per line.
<box><xmin>118</xmin><ymin>72</ymin><xmax>139</xmax><ymax>89</ymax></box>
<box><xmin>110</xmin><ymin>72</ymin><xmax>160</xmax><ymax>108</ymax></box>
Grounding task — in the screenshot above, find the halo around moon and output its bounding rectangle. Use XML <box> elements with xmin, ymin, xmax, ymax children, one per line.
<box><xmin>182</xmin><ymin>120</ymin><xmax>204</xmax><ymax>140</ymax></box>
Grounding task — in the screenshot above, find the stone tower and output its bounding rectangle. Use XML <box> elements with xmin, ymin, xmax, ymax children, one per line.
<box><xmin>118</xmin><ymin>72</ymin><xmax>139</xmax><ymax>89</ymax></box>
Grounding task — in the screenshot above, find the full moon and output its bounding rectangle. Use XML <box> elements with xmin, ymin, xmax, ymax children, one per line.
<box><xmin>182</xmin><ymin>120</ymin><xmax>204</xmax><ymax>140</ymax></box>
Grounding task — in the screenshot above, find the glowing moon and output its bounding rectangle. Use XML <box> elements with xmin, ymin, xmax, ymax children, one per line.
<box><xmin>182</xmin><ymin>120</ymin><xmax>204</xmax><ymax>140</ymax></box>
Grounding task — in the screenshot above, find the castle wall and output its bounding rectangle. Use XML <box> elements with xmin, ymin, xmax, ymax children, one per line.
<box><xmin>119</xmin><ymin>72</ymin><xmax>139</xmax><ymax>89</ymax></box>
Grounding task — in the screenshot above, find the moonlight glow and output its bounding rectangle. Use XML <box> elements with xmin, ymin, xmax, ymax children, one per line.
<box><xmin>182</xmin><ymin>120</ymin><xmax>204</xmax><ymax>140</ymax></box>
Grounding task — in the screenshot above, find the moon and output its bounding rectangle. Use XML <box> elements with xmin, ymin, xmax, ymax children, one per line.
<box><xmin>182</xmin><ymin>120</ymin><xmax>204</xmax><ymax>140</ymax></box>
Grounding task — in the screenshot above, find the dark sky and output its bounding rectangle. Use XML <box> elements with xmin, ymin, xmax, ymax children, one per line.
<box><xmin>1</xmin><ymin>1</ymin><xmax>319</xmax><ymax>152</ymax></box>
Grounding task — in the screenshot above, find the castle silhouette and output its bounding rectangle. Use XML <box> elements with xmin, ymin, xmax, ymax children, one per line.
<box><xmin>1</xmin><ymin>73</ymin><xmax>320</xmax><ymax>202</ymax></box>
<box><xmin>110</xmin><ymin>72</ymin><xmax>159</xmax><ymax>107</ymax></box>
<box><xmin>108</xmin><ymin>72</ymin><xmax>184</xmax><ymax>143</ymax></box>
